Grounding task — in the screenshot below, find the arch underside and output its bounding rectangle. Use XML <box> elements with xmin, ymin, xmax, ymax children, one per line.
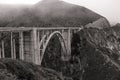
<box><xmin>39</xmin><ymin>31</ymin><xmax>68</xmax><ymax>71</ymax></box>
<box><xmin>39</xmin><ymin>31</ymin><xmax>68</xmax><ymax>64</ymax></box>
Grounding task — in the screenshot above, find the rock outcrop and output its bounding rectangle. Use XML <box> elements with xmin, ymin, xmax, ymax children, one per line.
<box><xmin>71</xmin><ymin>27</ymin><xmax>120</xmax><ymax>80</ymax></box>
<box><xmin>85</xmin><ymin>18</ymin><xmax>110</xmax><ymax>29</ymax></box>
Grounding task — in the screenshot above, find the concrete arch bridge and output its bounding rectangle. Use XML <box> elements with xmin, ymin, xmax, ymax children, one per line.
<box><xmin>0</xmin><ymin>27</ymin><xmax>81</xmax><ymax>65</ymax></box>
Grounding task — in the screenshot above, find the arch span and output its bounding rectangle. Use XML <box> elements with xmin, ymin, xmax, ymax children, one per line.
<box><xmin>39</xmin><ymin>31</ymin><xmax>68</xmax><ymax>64</ymax></box>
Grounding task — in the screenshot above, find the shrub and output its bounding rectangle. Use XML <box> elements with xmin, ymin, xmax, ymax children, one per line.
<box><xmin>0</xmin><ymin>69</ymin><xmax>17</xmax><ymax>80</ymax></box>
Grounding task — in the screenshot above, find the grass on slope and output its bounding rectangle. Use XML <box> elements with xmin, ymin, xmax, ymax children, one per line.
<box><xmin>0</xmin><ymin>58</ymin><xmax>63</xmax><ymax>80</ymax></box>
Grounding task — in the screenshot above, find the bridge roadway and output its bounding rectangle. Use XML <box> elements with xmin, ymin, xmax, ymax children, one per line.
<box><xmin>0</xmin><ymin>27</ymin><xmax>81</xmax><ymax>65</ymax></box>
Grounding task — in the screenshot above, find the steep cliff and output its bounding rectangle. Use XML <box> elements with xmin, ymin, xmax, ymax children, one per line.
<box><xmin>0</xmin><ymin>27</ymin><xmax>120</xmax><ymax>80</ymax></box>
<box><xmin>71</xmin><ymin>27</ymin><xmax>120</xmax><ymax>80</ymax></box>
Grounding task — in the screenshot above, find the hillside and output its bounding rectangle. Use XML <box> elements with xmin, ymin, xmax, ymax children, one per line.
<box><xmin>33</xmin><ymin>26</ymin><xmax>120</xmax><ymax>80</ymax></box>
<box><xmin>0</xmin><ymin>0</ymin><xmax>104</xmax><ymax>27</ymax></box>
<box><xmin>0</xmin><ymin>0</ymin><xmax>119</xmax><ymax>80</ymax></box>
<box><xmin>71</xmin><ymin>27</ymin><xmax>120</xmax><ymax>80</ymax></box>
<box><xmin>0</xmin><ymin>58</ymin><xmax>63</xmax><ymax>80</ymax></box>
<box><xmin>1</xmin><ymin>27</ymin><xmax>120</xmax><ymax>80</ymax></box>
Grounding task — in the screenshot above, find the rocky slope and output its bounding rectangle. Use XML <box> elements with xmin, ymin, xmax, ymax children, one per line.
<box><xmin>71</xmin><ymin>27</ymin><xmax>120</xmax><ymax>80</ymax></box>
<box><xmin>85</xmin><ymin>18</ymin><xmax>110</xmax><ymax>29</ymax></box>
<box><xmin>37</xmin><ymin>26</ymin><xmax>120</xmax><ymax>80</ymax></box>
<box><xmin>1</xmin><ymin>28</ymin><xmax>120</xmax><ymax>80</ymax></box>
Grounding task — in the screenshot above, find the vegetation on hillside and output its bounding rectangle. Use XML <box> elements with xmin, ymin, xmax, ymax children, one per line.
<box><xmin>1</xmin><ymin>27</ymin><xmax>120</xmax><ymax>80</ymax></box>
<box><xmin>0</xmin><ymin>58</ymin><xmax>63</xmax><ymax>80</ymax></box>
<box><xmin>0</xmin><ymin>0</ymin><xmax>120</xmax><ymax>80</ymax></box>
<box><xmin>0</xmin><ymin>0</ymin><xmax>102</xmax><ymax>27</ymax></box>
<box><xmin>71</xmin><ymin>27</ymin><xmax>120</xmax><ymax>80</ymax></box>
<box><xmin>39</xmin><ymin>26</ymin><xmax>120</xmax><ymax>80</ymax></box>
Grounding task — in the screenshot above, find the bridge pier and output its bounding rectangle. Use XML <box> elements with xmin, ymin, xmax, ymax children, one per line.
<box><xmin>11</xmin><ymin>32</ymin><xmax>14</xmax><ymax>59</ymax></box>
<box><xmin>61</xmin><ymin>29</ymin><xmax>72</xmax><ymax>61</ymax></box>
<box><xmin>13</xmin><ymin>39</ymin><xmax>16</xmax><ymax>59</ymax></box>
<box><xmin>31</xmin><ymin>28</ymin><xmax>39</xmax><ymax>64</ymax></box>
<box><xmin>67</xmin><ymin>28</ymin><xmax>71</xmax><ymax>56</ymax></box>
<box><xmin>19</xmin><ymin>32</ymin><xmax>24</xmax><ymax>60</ymax></box>
<box><xmin>10</xmin><ymin>33</ymin><xmax>17</xmax><ymax>59</ymax></box>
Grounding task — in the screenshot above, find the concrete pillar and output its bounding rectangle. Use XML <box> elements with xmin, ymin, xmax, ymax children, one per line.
<box><xmin>13</xmin><ymin>39</ymin><xmax>16</xmax><ymax>59</ymax></box>
<box><xmin>42</xmin><ymin>30</ymin><xmax>45</xmax><ymax>48</ymax></box>
<box><xmin>37</xmin><ymin>31</ymin><xmax>41</xmax><ymax>64</ymax></box>
<box><xmin>67</xmin><ymin>28</ymin><xmax>71</xmax><ymax>56</ymax></box>
<box><xmin>0</xmin><ymin>48</ymin><xmax>1</xmax><ymax>58</ymax></box>
<box><xmin>62</xmin><ymin>29</ymin><xmax>71</xmax><ymax>61</ymax></box>
<box><xmin>31</xmin><ymin>28</ymin><xmax>38</xmax><ymax>64</ymax></box>
<box><xmin>1</xmin><ymin>41</ymin><xmax>5</xmax><ymax>58</ymax></box>
<box><xmin>37</xmin><ymin>31</ymin><xmax>40</xmax><ymax>64</ymax></box>
<box><xmin>19</xmin><ymin>32</ymin><xmax>24</xmax><ymax>60</ymax></box>
<box><xmin>11</xmin><ymin>32</ymin><xmax>14</xmax><ymax>59</ymax></box>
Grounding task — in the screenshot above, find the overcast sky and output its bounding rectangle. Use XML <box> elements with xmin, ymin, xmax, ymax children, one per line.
<box><xmin>0</xmin><ymin>0</ymin><xmax>119</xmax><ymax>25</ymax></box>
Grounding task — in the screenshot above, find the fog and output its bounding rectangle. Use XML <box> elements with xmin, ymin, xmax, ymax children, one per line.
<box><xmin>63</xmin><ymin>0</ymin><xmax>120</xmax><ymax>25</ymax></box>
<box><xmin>0</xmin><ymin>0</ymin><xmax>119</xmax><ymax>25</ymax></box>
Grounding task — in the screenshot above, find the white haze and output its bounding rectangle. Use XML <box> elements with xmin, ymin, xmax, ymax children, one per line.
<box><xmin>0</xmin><ymin>0</ymin><xmax>119</xmax><ymax>25</ymax></box>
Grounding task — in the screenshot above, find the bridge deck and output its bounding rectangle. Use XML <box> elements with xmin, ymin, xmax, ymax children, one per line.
<box><xmin>0</xmin><ymin>27</ymin><xmax>81</xmax><ymax>32</ymax></box>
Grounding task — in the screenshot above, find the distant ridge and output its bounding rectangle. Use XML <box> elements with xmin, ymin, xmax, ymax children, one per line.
<box><xmin>0</xmin><ymin>0</ymin><xmax>105</xmax><ymax>27</ymax></box>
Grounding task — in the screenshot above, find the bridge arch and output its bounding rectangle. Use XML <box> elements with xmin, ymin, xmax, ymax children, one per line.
<box><xmin>39</xmin><ymin>31</ymin><xmax>68</xmax><ymax>64</ymax></box>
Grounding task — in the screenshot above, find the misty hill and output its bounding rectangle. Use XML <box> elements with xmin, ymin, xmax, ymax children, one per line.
<box><xmin>0</xmin><ymin>0</ymin><xmax>104</xmax><ymax>27</ymax></box>
<box><xmin>0</xmin><ymin>4</ymin><xmax>31</xmax><ymax>27</ymax></box>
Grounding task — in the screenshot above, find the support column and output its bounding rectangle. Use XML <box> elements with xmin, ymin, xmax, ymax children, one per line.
<box><xmin>42</xmin><ymin>30</ymin><xmax>45</xmax><ymax>47</ymax></box>
<box><xmin>62</xmin><ymin>28</ymin><xmax>71</xmax><ymax>61</ymax></box>
<box><xmin>19</xmin><ymin>32</ymin><xmax>24</xmax><ymax>60</ymax></box>
<box><xmin>37</xmin><ymin>31</ymin><xmax>41</xmax><ymax>64</ymax></box>
<box><xmin>13</xmin><ymin>39</ymin><xmax>16</xmax><ymax>59</ymax></box>
<box><xmin>1</xmin><ymin>41</ymin><xmax>5</xmax><ymax>58</ymax></box>
<box><xmin>11</xmin><ymin>32</ymin><xmax>14</xmax><ymax>59</ymax></box>
<box><xmin>0</xmin><ymin>48</ymin><xmax>1</xmax><ymax>58</ymax></box>
<box><xmin>31</xmin><ymin>28</ymin><xmax>38</xmax><ymax>64</ymax></box>
<box><xmin>67</xmin><ymin>28</ymin><xmax>71</xmax><ymax>56</ymax></box>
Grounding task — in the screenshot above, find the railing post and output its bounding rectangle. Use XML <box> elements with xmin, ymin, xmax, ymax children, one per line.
<box><xmin>19</xmin><ymin>32</ymin><xmax>24</xmax><ymax>60</ymax></box>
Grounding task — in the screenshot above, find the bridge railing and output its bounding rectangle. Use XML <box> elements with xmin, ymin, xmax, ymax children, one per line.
<box><xmin>0</xmin><ymin>27</ymin><xmax>81</xmax><ymax>31</ymax></box>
